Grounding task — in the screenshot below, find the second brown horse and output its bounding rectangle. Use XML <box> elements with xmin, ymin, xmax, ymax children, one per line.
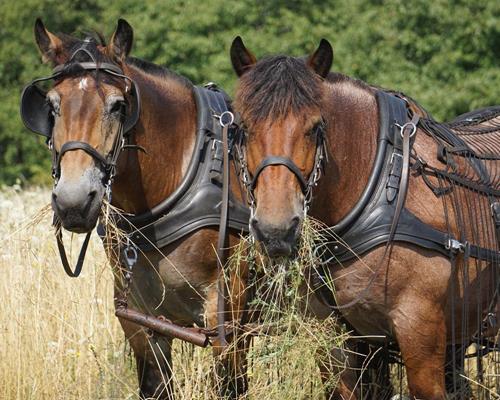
<box><xmin>230</xmin><ymin>37</ymin><xmax>500</xmax><ymax>399</ymax></box>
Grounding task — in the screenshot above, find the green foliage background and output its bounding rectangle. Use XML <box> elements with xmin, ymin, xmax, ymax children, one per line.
<box><xmin>1</xmin><ymin>0</ymin><xmax>499</xmax><ymax>185</ymax></box>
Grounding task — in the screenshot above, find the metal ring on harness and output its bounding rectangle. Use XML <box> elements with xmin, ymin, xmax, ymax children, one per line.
<box><xmin>219</xmin><ymin>111</ymin><xmax>234</xmax><ymax>127</ymax></box>
<box><xmin>396</xmin><ymin>121</ymin><xmax>417</xmax><ymax>138</ymax></box>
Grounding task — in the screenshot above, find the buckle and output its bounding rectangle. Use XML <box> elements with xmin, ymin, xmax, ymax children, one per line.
<box><xmin>445</xmin><ymin>237</ymin><xmax>465</xmax><ymax>253</ymax></box>
<box><xmin>390</xmin><ymin>151</ymin><xmax>403</xmax><ymax>164</ymax></box>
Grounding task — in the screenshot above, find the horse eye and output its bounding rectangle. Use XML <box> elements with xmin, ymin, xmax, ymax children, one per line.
<box><xmin>306</xmin><ymin>123</ymin><xmax>321</xmax><ymax>137</ymax></box>
<box><xmin>46</xmin><ymin>98</ymin><xmax>60</xmax><ymax>117</ymax></box>
<box><xmin>108</xmin><ymin>99</ymin><xmax>125</xmax><ymax>115</ymax></box>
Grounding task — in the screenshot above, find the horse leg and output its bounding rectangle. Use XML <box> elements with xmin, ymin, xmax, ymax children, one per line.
<box><xmin>393</xmin><ymin>300</ymin><xmax>447</xmax><ymax>400</ymax></box>
<box><xmin>213</xmin><ymin>336</ymin><xmax>250</xmax><ymax>399</ymax></box>
<box><xmin>317</xmin><ymin>339</ymin><xmax>360</xmax><ymax>400</ymax></box>
<box><xmin>120</xmin><ymin>318</ymin><xmax>175</xmax><ymax>399</ymax></box>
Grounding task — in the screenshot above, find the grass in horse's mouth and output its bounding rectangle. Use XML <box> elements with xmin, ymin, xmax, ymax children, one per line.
<box><xmin>224</xmin><ymin>217</ymin><xmax>348</xmax><ymax>394</ymax></box>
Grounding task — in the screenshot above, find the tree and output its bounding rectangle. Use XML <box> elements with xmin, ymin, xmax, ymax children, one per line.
<box><xmin>1</xmin><ymin>0</ymin><xmax>500</xmax><ymax>185</ymax></box>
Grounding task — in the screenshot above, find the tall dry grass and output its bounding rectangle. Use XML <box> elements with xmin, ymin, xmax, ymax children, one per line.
<box><xmin>1</xmin><ymin>187</ymin><xmax>137</xmax><ymax>399</ymax></box>
<box><xmin>0</xmin><ymin>187</ymin><xmax>344</xmax><ymax>399</ymax></box>
<box><xmin>3</xmin><ymin>187</ymin><xmax>500</xmax><ymax>399</ymax></box>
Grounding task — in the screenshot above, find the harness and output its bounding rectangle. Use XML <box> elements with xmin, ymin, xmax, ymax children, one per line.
<box><xmin>320</xmin><ymin>91</ymin><xmax>500</xmax><ymax>265</ymax></box>
<box><xmin>309</xmin><ymin>91</ymin><xmax>500</xmax><ymax>390</ymax></box>
<box><xmin>109</xmin><ymin>86</ymin><xmax>249</xmax><ymax>250</ymax></box>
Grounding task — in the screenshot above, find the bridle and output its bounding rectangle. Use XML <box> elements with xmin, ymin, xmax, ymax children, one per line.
<box><xmin>233</xmin><ymin>120</ymin><xmax>328</xmax><ymax>217</ymax></box>
<box><xmin>21</xmin><ymin>42</ymin><xmax>140</xmax><ymax>190</ymax></box>
<box><xmin>20</xmin><ymin>40</ymin><xmax>141</xmax><ymax>277</ymax></box>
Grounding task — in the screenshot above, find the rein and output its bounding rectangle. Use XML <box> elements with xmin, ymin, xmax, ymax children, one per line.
<box><xmin>215</xmin><ymin>111</ymin><xmax>235</xmax><ymax>347</ymax></box>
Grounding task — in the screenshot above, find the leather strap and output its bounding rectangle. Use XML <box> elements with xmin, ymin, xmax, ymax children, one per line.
<box><xmin>251</xmin><ymin>156</ymin><xmax>308</xmax><ymax>193</ymax></box>
<box><xmin>388</xmin><ymin>114</ymin><xmax>419</xmax><ymax>244</ymax></box>
<box><xmin>326</xmin><ymin>112</ymin><xmax>419</xmax><ymax>311</ymax></box>
<box><xmin>216</xmin><ymin>117</ymin><xmax>231</xmax><ymax>347</ymax></box>
<box><xmin>58</xmin><ymin>141</ymin><xmax>109</xmax><ymax>168</ymax></box>
<box><xmin>53</xmin><ymin>62</ymin><xmax>124</xmax><ymax>76</ymax></box>
<box><xmin>56</xmin><ymin>228</ymin><xmax>92</xmax><ymax>278</ymax></box>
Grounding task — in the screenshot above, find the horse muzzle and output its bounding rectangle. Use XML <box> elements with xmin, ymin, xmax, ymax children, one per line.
<box><xmin>51</xmin><ymin>168</ymin><xmax>105</xmax><ymax>233</ymax></box>
<box><xmin>250</xmin><ymin>216</ymin><xmax>301</xmax><ymax>258</ymax></box>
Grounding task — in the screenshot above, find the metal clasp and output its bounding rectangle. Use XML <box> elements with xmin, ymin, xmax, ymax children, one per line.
<box><xmin>105</xmin><ymin>179</ymin><xmax>113</xmax><ymax>202</ymax></box>
<box><xmin>218</xmin><ymin>111</ymin><xmax>234</xmax><ymax>128</ymax></box>
<box><xmin>446</xmin><ymin>237</ymin><xmax>465</xmax><ymax>253</ymax></box>
<box><xmin>123</xmin><ymin>239</ymin><xmax>138</xmax><ymax>279</ymax></box>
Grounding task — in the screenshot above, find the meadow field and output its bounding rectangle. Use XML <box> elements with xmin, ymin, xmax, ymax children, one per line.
<box><xmin>0</xmin><ymin>186</ymin><xmax>343</xmax><ymax>400</ymax></box>
<box><xmin>3</xmin><ymin>187</ymin><xmax>500</xmax><ymax>400</ymax></box>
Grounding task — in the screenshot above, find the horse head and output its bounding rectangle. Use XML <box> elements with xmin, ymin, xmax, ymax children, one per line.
<box><xmin>26</xmin><ymin>19</ymin><xmax>137</xmax><ymax>233</ymax></box>
<box><xmin>231</xmin><ymin>37</ymin><xmax>333</xmax><ymax>257</ymax></box>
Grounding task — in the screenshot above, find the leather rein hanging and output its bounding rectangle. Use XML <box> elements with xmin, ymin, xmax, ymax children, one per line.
<box><xmin>215</xmin><ymin>111</ymin><xmax>235</xmax><ymax>347</ymax></box>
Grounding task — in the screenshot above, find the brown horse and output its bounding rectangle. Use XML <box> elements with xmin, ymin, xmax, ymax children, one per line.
<box><xmin>25</xmin><ymin>19</ymin><xmax>250</xmax><ymax>399</ymax></box>
<box><xmin>230</xmin><ymin>37</ymin><xmax>500</xmax><ymax>399</ymax></box>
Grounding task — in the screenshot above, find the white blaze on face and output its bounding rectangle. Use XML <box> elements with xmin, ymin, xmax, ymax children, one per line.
<box><xmin>78</xmin><ymin>78</ymin><xmax>89</xmax><ymax>91</ymax></box>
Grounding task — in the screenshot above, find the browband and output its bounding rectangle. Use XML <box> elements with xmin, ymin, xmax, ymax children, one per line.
<box><xmin>52</xmin><ymin>62</ymin><xmax>128</xmax><ymax>78</ymax></box>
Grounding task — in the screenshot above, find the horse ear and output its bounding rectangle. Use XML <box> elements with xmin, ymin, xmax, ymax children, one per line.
<box><xmin>34</xmin><ymin>18</ymin><xmax>64</xmax><ymax>65</ymax></box>
<box><xmin>230</xmin><ymin>36</ymin><xmax>257</xmax><ymax>77</ymax></box>
<box><xmin>108</xmin><ymin>19</ymin><xmax>133</xmax><ymax>61</ymax></box>
<box><xmin>307</xmin><ymin>39</ymin><xmax>333</xmax><ymax>78</ymax></box>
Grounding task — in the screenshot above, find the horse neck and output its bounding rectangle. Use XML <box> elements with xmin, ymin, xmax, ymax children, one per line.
<box><xmin>312</xmin><ymin>78</ymin><xmax>379</xmax><ymax>225</ymax></box>
<box><xmin>111</xmin><ymin>65</ymin><xmax>197</xmax><ymax>214</ymax></box>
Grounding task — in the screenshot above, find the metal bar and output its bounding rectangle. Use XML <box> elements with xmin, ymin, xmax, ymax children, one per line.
<box><xmin>115</xmin><ymin>307</ymin><xmax>211</xmax><ymax>348</ymax></box>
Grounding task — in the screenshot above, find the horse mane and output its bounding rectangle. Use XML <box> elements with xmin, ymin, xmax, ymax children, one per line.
<box><xmin>126</xmin><ymin>57</ymin><xmax>193</xmax><ymax>89</ymax></box>
<box><xmin>235</xmin><ymin>55</ymin><xmax>323</xmax><ymax>126</ymax></box>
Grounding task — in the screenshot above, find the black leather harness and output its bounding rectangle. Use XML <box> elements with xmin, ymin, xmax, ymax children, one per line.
<box><xmin>107</xmin><ymin>85</ymin><xmax>250</xmax><ymax>251</ymax></box>
<box><xmin>320</xmin><ymin>91</ymin><xmax>500</xmax><ymax>265</ymax></box>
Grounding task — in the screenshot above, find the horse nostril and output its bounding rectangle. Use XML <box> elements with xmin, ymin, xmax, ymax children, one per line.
<box><xmin>88</xmin><ymin>190</ymin><xmax>97</xmax><ymax>200</ymax></box>
<box><xmin>290</xmin><ymin>215</ymin><xmax>301</xmax><ymax>232</ymax></box>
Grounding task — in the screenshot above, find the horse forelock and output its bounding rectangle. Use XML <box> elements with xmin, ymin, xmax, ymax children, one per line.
<box><xmin>52</xmin><ymin>33</ymin><xmax>193</xmax><ymax>94</ymax></box>
<box><xmin>235</xmin><ymin>55</ymin><xmax>322</xmax><ymax>127</ymax></box>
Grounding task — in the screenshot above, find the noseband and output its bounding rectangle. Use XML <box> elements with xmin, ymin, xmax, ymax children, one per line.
<box><xmin>234</xmin><ymin>121</ymin><xmax>327</xmax><ymax>215</ymax></box>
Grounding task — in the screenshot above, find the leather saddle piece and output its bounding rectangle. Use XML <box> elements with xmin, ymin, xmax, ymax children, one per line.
<box><xmin>101</xmin><ymin>85</ymin><xmax>250</xmax><ymax>251</ymax></box>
